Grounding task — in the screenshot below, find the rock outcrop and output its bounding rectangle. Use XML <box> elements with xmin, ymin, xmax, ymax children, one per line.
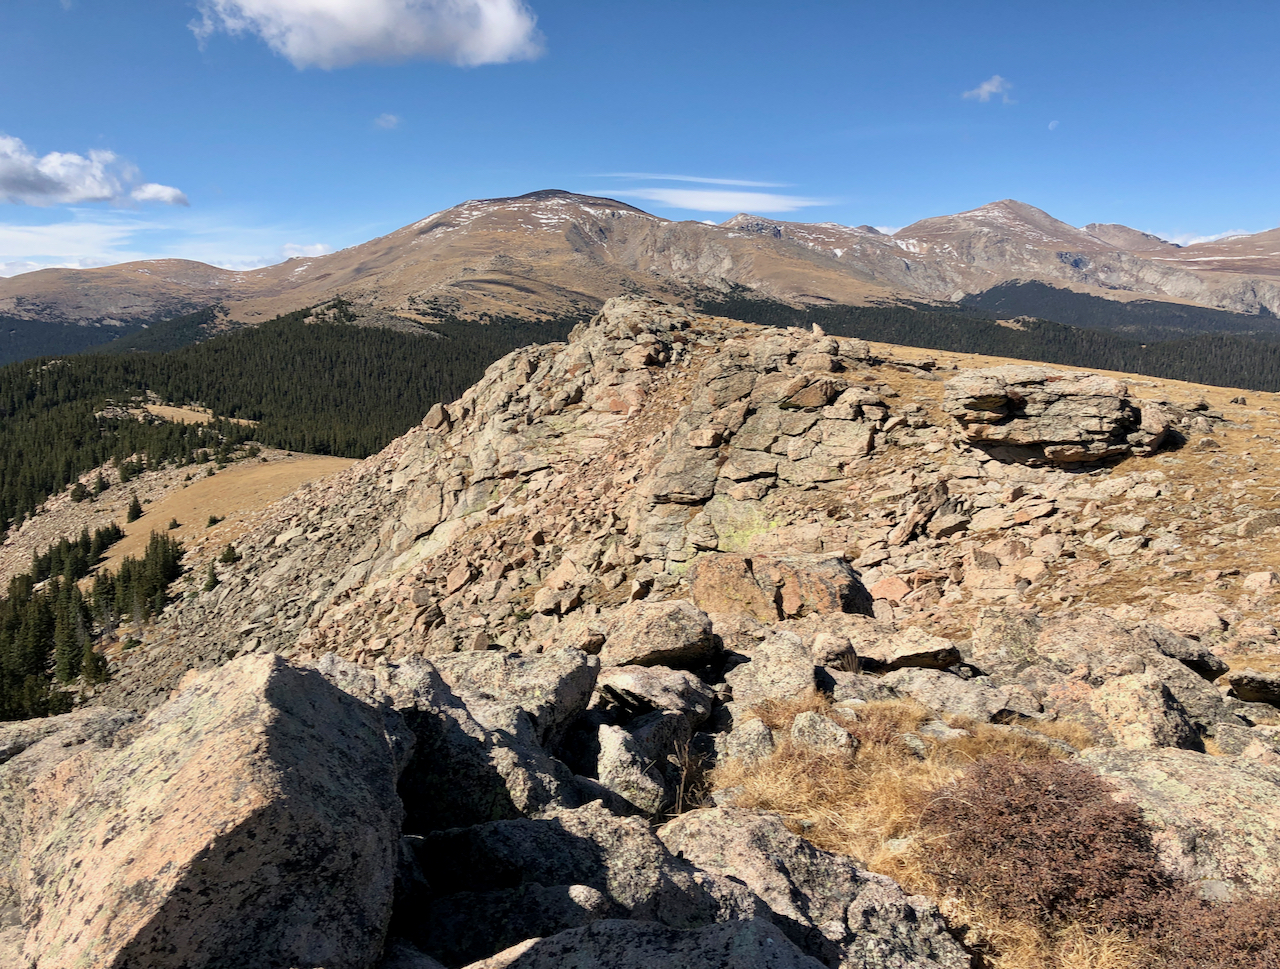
<box><xmin>14</xmin><ymin>654</ymin><xmax>406</xmax><ymax>969</ymax></box>
<box><xmin>942</xmin><ymin>366</ymin><xmax>1172</xmax><ymax>464</ymax></box>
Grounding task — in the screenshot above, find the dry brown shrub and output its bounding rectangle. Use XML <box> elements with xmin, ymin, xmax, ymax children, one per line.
<box><xmin>919</xmin><ymin>758</ymin><xmax>1175</xmax><ymax>932</ymax></box>
<box><xmin>1149</xmin><ymin>892</ymin><xmax>1280</xmax><ymax>969</ymax></box>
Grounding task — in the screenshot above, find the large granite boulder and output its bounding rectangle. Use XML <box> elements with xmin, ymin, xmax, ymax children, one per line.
<box><xmin>1082</xmin><ymin>747</ymin><xmax>1280</xmax><ymax>897</ymax></box>
<box><xmin>18</xmin><ymin>653</ymin><xmax>406</xmax><ymax>969</ymax></box>
<box><xmin>658</xmin><ymin>808</ymin><xmax>970</xmax><ymax>968</ymax></box>
<box><xmin>943</xmin><ymin>366</ymin><xmax>1171</xmax><ymax>464</ymax></box>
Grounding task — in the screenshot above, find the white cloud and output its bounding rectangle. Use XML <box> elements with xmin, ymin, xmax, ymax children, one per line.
<box><xmin>0</xmin><ymin>134</ymin><xmax>188</xmax><ymax>207</ymax></box>
<box><xmin>874</xmin><ymin>225</ymin><xmax>902</xmax><ymax>236</ymax></box>
<box><xmin>963</xmin><ymin>74</ymin><xmax>1013</xmax><ymax>104</ymax></box>
<box><xmin>0</xmin><ymin>218</ymin><xmax>146</xmax><ymax>275</ymax></box>
<box><xmin>281</xmin><ymin>242</ymin><xmax>330</xmax><ymax>258</ymax></box>
<box><xmin>611</xmin><ymin>188</ymin><xmax>827</xmax><ymax>214</ymax></box>
<box><xmin>132</xmin><ymin>183</ymin><xmax>190</xmax><ymax>206</ymax></box>
<box><xmin>374</xmin><ymin>113</ymin><xmax>401</xmax><ymax>129</ymax></box>
<box><xmin>1151</xmin><ymin>229</ymin><xmax>1256</xmax><ymax>247</ymax></box>
<box><xmin>191</xmin><ymin>0</ymin><xmax>544</xmax><ymax>69</ymax></box>
<box><xmin>603</xmin><ymin>173</ymin><xmax>790</xmax><ymax>188</ymax></box>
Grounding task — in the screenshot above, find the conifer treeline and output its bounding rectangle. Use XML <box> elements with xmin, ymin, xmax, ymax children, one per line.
<box><xmin>0</xmin><ymin>308</ymin><xmax>576</xmax><ymax>532</ymax></box>
<box><xmin>0</xmin><ymin>527</ymin><xmax>181</xmax><ymax>721</ymax></box>
<box><xmin>697</xmin><ymin>291</ymin><xmax>1280</xmax><ymax>392</ymax></box>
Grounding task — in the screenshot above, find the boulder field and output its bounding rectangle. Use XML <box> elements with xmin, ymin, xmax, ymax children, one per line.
<box><xmin>3</xmin><ymin>296</ymin><xmax>1280</xmax><ymax>967</ymax></box>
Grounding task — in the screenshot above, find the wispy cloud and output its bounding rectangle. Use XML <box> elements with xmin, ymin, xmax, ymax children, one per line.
<box><xmin>0</xmin><ymin>208</ymin><xmax>341</xmax><ymax>278</ymax></box>
<box><xmin>609</xmin><ymin>187</ymin><xmax>827</xmax><ymax>214</ymax></box>
<box><xmin>191</xmin><ymin>0</ymin><xmax>544</xmax><ymax>69</ymax></box>
<box><xmin>963</xmin><ymin>74</ymin><xmax>1014</xmax><ymax>104</ymax></box>
<box><xmin>374</xmin><ymin>113</ymin><xmax>400</xmax><ymax>129</ymax></box>
<box><xmin>1151</xmin><ymin>228</ymin><xmax>1256</xmax><ymax>247</ymax></box>
<box><xmin>0</xmin><ymin>134</ymin><xmax>187</xmax><ymax>207</ymax></box>
<box><xmin>281</xmin><ymin>242</ymin><xmax>330</xmax><ymax>258</ymax></box>
<box><xmin>1048</xmin><ymin>120</ymin><xmax>1059</xmax><ymax>131</ymax></box>
<box><xmin>602</xmin><ymin>173</ymin><xmax>790</xmax><ymax>188</ymax></box>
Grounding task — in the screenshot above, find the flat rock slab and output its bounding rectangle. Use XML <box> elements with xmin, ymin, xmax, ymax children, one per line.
<box><xmin>20</xmin><ymin>653</ymin><xmax>404</xmax><ymax>969</ymax></box>
<box><xmin>601</xmin><ymin>600</ymin><xmax>717</xmax><ymax>669</ymax></box>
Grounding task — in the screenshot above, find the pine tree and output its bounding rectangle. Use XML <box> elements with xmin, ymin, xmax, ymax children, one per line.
<box><xmin>203</xmin><ymin>561</ymin><xmax>220</xmax><ymax>592</ymax></box>
<box><xmin>126</xmin><ymin>494</ymin><xmax>142</xmax><ymax>522</ymax></box>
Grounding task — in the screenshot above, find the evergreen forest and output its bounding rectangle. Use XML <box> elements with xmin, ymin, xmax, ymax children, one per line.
<box><xmin>698</xmin><ymin>290</ymin><xmax>1280</xmax><ymax>392</ymax></box>
<box><xmin>0</xmin><ymin>304</ymin><xmax>576</xmax><ymax>534</ymax></box>
<box><xmin>0</xmin><ymin>525</ymin><xmax>184</xmax><ymax>721</ymax></box>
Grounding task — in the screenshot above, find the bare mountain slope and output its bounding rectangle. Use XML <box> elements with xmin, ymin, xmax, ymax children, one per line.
<box><xmin>7</xmin><ymin>192</ymin><xmax>1280</xmax><ymax>339</ymax></box>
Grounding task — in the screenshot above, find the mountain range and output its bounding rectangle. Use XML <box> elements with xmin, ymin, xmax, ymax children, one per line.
<box><xmin>5</xmin><ymin>190</ymin><xmax>1280</xmax><ymax>360</ymax></box>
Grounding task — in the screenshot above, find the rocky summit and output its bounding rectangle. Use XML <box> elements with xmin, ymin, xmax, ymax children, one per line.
<box><xmin>4</xmin><ymin>296</ymin><xmax>1280</xmax><ymax>968</ymax></box>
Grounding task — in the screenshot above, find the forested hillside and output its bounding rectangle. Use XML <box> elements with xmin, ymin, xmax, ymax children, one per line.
<box><xmin>698</xmin><ymin>290</ymin><xmax>1280</xmax><ymax>392</ymax></box>
<box><xmin>0</xmin><ymin>306</ymin><xmax>576</xmax><ymax>534</ymax></box>
<box><xmin>961</xmin><ymin>280</ymin><xmax>1280</xmax><ymax>340</ymax></box>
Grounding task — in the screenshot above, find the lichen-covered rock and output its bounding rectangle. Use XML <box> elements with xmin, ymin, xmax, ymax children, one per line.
<box><xmin>317</xmin><ymin>653</ymin><xmax>584</xmax><ymax>831</ymax></box>
<box><xmin>658</xmin><ymin>809</ymin><xmax>970</xmax><ymax>969</ymax></box>
<box><xmin>688</xmin><ymin>553</ymin><xmax>780</xmax><ymax>622</ymax></box>
<box><xmin>596</xmin><ymin>666</ymin><xmax>716</xmax><ymax>728</ymax></box>
<box><xmin>725</xmin><ymin>631</ymin><xmax>816</xmax><ymax>707</ymax></box>
<box><xmin>19</xmin><ymin>654</ymin><xmax>405</xmax><ymax>969</ymax></box>
<box><xmin>399</xmin><ymin>802</ymin><xmax>767</xmax><ymax>965</ymax></box>
<box><xmin>0</xmin><ymin>709</ymin><xmax>137</xmax><ymax>903</ymax></box>
<box><xmin>1226</xmin><ymin>668</ymin><xmax>1280</xmax><ymax>707</ymax></box>
<box><xmin>1082</xmin><ymin>747</ymin><xmax>1280</xmax><ymax>897</ymax></box>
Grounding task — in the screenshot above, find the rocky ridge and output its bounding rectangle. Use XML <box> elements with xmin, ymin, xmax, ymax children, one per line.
<box><xmin>3</xmin><ymin>296</ymin><xmax>1280</xmax><ymax>967</ymax></box>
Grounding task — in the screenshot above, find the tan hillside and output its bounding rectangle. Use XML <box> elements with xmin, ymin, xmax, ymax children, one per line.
<box><xmin>8</xmin><ymin>191</ymin><xmax>1280</xmax><ymax>336</ymax></box>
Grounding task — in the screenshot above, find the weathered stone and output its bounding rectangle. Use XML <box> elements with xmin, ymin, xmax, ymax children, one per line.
<box><xmin>0</xmin><ymin>709</ymin><xmax>138</xmax><ymax>903</ymax></box>
<box><xmin>943</xmin><ymin>366</ymin><xmax>1169</xmax><ymax>464</ymax></box>
<box><xmin>597</xmin><ymin>710</ymin><xmax>693</xmax><ymax>815</ymax></box>
<box><xmin>596</xmin><ymin>666</ymin><xmax>715</xmax><ymax>728</ymax></box>
<box><xmin>1083</xmin><ymin>747</ymin><xmax>1280</xmax><ymax>897</ymax></box>
<box><xmin>869</xmin><ymin>575</ymin><xmax>911</xmax><ymax>604</ymax></box>
<box><xmin>854</xmin><ymin>626</ymin><xmax>961</xmax><ymax>673</ymax></box>
<box><xmin>790</xmin><ymin>711</ymin><xmax>855</xmax><ymax>750</ymax></box>
<box><xmin>318</xmin><ymin>654</ymin><xmax>583</xmax><ymax>831</ymax></box>
<box><xmin>601</xmin><ymin>600</ymin><xmax>718</xmax><ymax>669</ymax></box>
<box><xmin>879</xmin><ymin>668</ymin><xmax>1041</xmax><ymax>723</ymax></box>
<box><xmin>725</xmin><ymin>631</ymin><xmax>816</xmax><ymax>707</ymax></box>
<box><xmin>725</xmin><ymin>718</ymin><xmax>776</xmax><ymax>764</ymax></box>
<box><xmin>688</xmin><ymin>554</ymin><xmax>779</xmax><ymax>623</ymax></box>
<box><xmin>658</xmin><ymin>809</ymin><xmax>970</xmax><ymax>969</ymax></box>
<box><xmin>751</xmin><ymin>553</ymin><xmax>872</xmax><ymax>619</ymax></box>
<box><xmin>457</xmin><ymin>919</ymin><xmax>823</xmax><ymax>969</ymax></box>
<box><xmin>1226</xmin><ymin>668</ymin><xmax>1280</xmax><ymax>707</ymax></box>
<box><xmin>402</xmin><ymin>802</ymin><xmax>767</xmax><ymax>965</ymax></box>
<box><xmin>20</xmin><ymin>654</ymin><xmax>404</xmax><ymax>969</ymax></box>
<box><xmin>430</xmin><ymin>649</ymin><xmax>600</xmax><ymax>747</ymax></box>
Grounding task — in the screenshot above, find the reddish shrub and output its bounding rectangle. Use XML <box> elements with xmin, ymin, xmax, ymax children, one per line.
<box><xmin>919</xmin><ymin>757</ymin><xmax>1174</xmax><ymax>930</ymax></box>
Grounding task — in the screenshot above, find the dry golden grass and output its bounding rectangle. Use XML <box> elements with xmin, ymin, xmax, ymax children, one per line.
<box><xmin>710</xmin><ymin>693</ymin><xmax>1135</xmax><ymax>969</ymax></box>
<box><xmin>939</xmin><ymin>900</ymin><xmax>1150</xmax><ymax>969</ymax></box>
<box><xmin>96</xmin><ymin>454</ymin><xmax>354</xmax><ymax>574</ymax></box>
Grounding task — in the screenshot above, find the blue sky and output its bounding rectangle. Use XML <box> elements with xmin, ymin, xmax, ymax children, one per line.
<box><xmin>3</xmin><ymin>0</ymin><xmax>1279</xmax><ymax>275</ymax></box>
